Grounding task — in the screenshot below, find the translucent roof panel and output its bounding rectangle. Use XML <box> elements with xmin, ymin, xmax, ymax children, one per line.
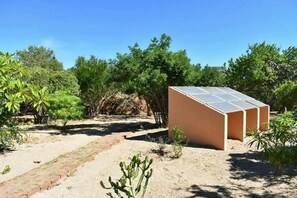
<box><xmin>172</xmin><ymin>86</ymin><xmax>268</xmax><ymax>112</ymax></box>
<box><xmin>230</xmin><ymin>100</ymin><xmax>257</xmax><ymax>110</ymax></box>
<box><xmin>246</xmin><ymin>99</ymin><xmax>266</xmax><ymax>107</ymax></box>
<box><xmin>174</xmin><ymin>87</ymin><xmax>207</xmax><ymax>95</ymax></box>
<box><xmin>208</xmin><ymin>102</ymin><xmax>242</xmax><ymax>113</ymax></box>
<box><xmin>217</xmin><ymin>87</ymin><xmax>237</xmax><ymax>93</ymax></box>
<box><xmin>229</xmin><ymin>92</ymin><xmax>254</xmax><ymax>100</ymax></box>
<box><xmin>213</xmin><ymin>93</ymin><xmax>241</xmax><ymax>101</ymax></box>
<box><xmin>199</xmin><ymin>87</ymin><xmax>226</xmax><ymax>94</ymax></box>
<box><xmin>191</xmin><ymin>94</ymin><xmax>224</xmax><ymax>103</ymax></box>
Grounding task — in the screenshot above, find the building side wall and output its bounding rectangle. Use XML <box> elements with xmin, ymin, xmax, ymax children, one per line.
<box><xmin>246</xmin><ymin>108</ymin><xmax>258</xmax><ymax>132</ymax></box>
<box><xmin>260</xmin><ymin>106</ymin><xmax>270</xmax><ymax>131</ymax></box>
<box><xmin>227</xmin><ymin>111</ymin><xmax>244</xmax><ymax>141</ymax></box>
<box><xmin>168</xmin><ymin>88</ymin><xmax>226</xmax><ymax>150</ymax></box>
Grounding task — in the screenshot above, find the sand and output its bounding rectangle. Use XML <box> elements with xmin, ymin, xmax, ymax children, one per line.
<box><xmin>1</xmin><ymin>116</ymin><xmax>296</xmax><ymax>197</ymax></box>
<box><xmin>33</xmin><ymin>135</ymin><xmax>297</xmax><ymax>197</ymax></box>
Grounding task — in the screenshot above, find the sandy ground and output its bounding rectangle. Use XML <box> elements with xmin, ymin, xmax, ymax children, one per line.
<box><xmin>0</xmin><ymin>116</ymin><xmax>154</xmax><ymax>184</ymax></box>
<box><xmin>33</xmin><ymin>134</ymin><xmax>297</xmax><ymax>198</ymax></box>
<box><xmin>0</xmin><ymin>133</ymin><xmax>99</xmax><ymax>183</ymax></box>
<box><xmin>1</xmin><ymin>116</ymin><xmax>296</xmax><ymax>197</ymax></box>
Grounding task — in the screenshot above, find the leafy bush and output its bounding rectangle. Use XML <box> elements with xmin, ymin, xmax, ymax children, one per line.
<box><xmin>0</xmin><ymin>52</ymin><xmax>29</xmax><ymax>149</ymax></box>
<box><xmin>100</xmin><ymin>155</ymin><xmax>153</xmax><ymax>198</ymax></box>
<box><xmin>48</xmin><ymin>91</ymin><xmax>84</xmax><ymax>126</ymax></box>
<box><xmin>274</xmin><ymin>81</ymin><xmax>297</xmax><ymax>110</ymax></box>
<box><xmin>248</xmin><ymin>112</ymin><xmax>297</xmax><ymax>170</ymax></box>
<box><xmin>170</xmin><ymin>126</ymin><xmax>187</xmax><ymax>158</ymax></box>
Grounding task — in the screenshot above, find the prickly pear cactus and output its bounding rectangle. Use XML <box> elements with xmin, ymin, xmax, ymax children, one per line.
<box><xmin>100</xmin><ymin>154</ymin><xmax>153</xmax><ymax>198</ymax></box>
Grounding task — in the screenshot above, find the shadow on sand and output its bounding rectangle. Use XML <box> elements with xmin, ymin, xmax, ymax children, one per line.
<box><xmin>186</xmin><ymin>151</ymin><xmax>297</xmax><ymax>198</ymax></box>
<box><xmin>27</xmin><ymin>121</ymin><xmax>159</xmax><ymax>137</ymax></box>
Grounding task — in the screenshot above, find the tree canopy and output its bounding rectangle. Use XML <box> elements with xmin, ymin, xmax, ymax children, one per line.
<box><xmin>111</xmin><ymin>34</ymin><xmax>194</xmax><ymax>125</ymax></box>
<box><xmin>73</xmin><ymin>56</ymin><xmax>112</xmax><ymax>117</ymax></box>
<box><xmin>16</xmin><ymin>46</ymin><xmax>63</xmax><ymax>71</ymax></box>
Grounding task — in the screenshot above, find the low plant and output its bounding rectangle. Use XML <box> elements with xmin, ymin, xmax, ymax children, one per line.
<box><xmin>148</xmin><ymin>135</ymin><xmax>169</xmax><ymax>157</ymax></box>
<box><xmin>0</xmin><ymin>122</ymin><xmax>23</xmax><ymax>151</ymax></box>
<box><xmin>248</xmin><ymin>111</ymin><xmax>297</xmax><ymax>171</ymax></box>
<box><xmin>100</xmin><ymin>155</ymin><xmax>153</xmax><ymax>198</ymax></box>
<box><xmin>170</xmin><ymin>126</ymin><xmax>187</xmax><ymax>158</ymax></box>
<box><xmin>292</xmin><ymin>105</ymin><xmax>297</xmax><ymax>121</ymax></box>
<box><xmin>1</xmin><ymin>165</ymin><xmax>11</xmax><ymax>175</ymax></box>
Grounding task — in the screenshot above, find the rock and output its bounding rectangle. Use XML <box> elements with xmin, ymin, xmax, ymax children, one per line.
<box><xmin>99</xmin><ymin>92</ymin><xmax>151</xmax><ymax>115</ymax></box>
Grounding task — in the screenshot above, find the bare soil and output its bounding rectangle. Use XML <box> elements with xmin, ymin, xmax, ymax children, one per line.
<box><xmin>1</xmin><ymin>116</ymin><xmax>296</xmax><ymax>197</ymax></box>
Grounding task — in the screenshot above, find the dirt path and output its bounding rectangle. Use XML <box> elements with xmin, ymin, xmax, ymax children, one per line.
<box><xmin>0</xmin><ymin>134</ymin><xmax>123</xmax><ymax>198</ymax></box>
<box><xmin>0</xmin><ymin>134</ymin><xmax>98</xmax><ymax>184</ymax></box>
<box><xmin>33</xmin><ymin>136</ymin><xmax>297</xmax><ymax>198</ymax></box>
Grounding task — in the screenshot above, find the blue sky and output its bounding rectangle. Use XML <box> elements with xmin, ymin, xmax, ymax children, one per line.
<box><xmin>1</xmin><ymin>0</ymin><xmax>297</xmax><ymax>68</ymax></box>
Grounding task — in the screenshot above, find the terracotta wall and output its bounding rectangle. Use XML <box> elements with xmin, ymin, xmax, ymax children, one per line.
<box><xmin>260</xmin><ymin>106</ymin><xmax>270</xmax><ymax>131</ymax></box>
<box><xmin>227</xmin><ymin>111</ymin><xmax>245</xmax><ymax>141</ymax></box>
<box><xmin>246</xmin><ymin>108</ymin><xmax>258</xmax><ymax>132</ymax></box>
<box><xmin>168</xmin><ymin>88</ymin><xmax>227</xmax><ymax>150</ymax></box>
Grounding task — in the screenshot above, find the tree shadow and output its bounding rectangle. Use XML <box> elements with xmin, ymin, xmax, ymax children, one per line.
<box><xmin>126</xmin><ymin>130</ymin><xmax>220</xmax><ymax>150</ymax></box>
<box><xmin>125</xmin><ymin>130</ymin><xmax>169</xmax><ymax>141</ymax></box>
<box><xmin>186</xmin><ymin>184</ymin><xmax>232</xmax><ymax>198</ymax></box>
<box><xmin>185</xmin><ymin>149</ymin><xmax>296</xmax><ymax>197</ymax></box>
<box><xmin>228</xmin><ymin>151</ymin><xmax>297</xmax><ymax>187</ymax></box>
<box><xmin>186</xmin><ymin>183</ymin><xmax>291</xmax><ymax>198</ymax></box>
<box><xmin>25</xmin><ymin>121</ymin><xmax>159</xmax><ymax>137</ymax></box>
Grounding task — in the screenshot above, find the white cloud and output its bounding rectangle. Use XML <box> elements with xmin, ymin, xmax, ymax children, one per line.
<box><xmin>40</xmin><ymin>38</ymin><xmax>60</xmax><ymax>50</ymax></box>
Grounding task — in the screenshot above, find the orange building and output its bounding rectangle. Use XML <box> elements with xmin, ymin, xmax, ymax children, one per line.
<box><xmin>168</xmin><ymin>87</ymin><xmax>270</xmax><ymax>150</ymax></box>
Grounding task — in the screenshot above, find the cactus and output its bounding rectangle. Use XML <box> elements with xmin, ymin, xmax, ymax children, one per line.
<box><xmin>100</xmin><ymin>155</ymin><xmax>153</xmax><ymax>198</ymax></box>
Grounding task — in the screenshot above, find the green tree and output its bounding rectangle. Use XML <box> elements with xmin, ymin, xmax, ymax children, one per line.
<box><xmin>16</xmin><ymin>46</ymin><xmax>63</xmax><ymax>71</ymax></box>
<box><xmin>225</xmin><ymin>42</ymin><xmax>283</xmax><ymax>103</ymax></box>
<box><xmin>16</xmin><ymin>46</ymin><xmax>79</xmax><ymax>95</ymax></box>
<box><xmin>281</xmin><ymin>46</ymin><xmax>297</xmax><ymax>81</ymax></box>
<box><xmin>111</xmin><ymin>34</ymin><xmax>193</xmax><ymax>126</ymax></box>
<box><xmin>73</xmin><ymin>56</ymin><xmax>112</xmax><ymax>117</ymax></box>
<box><xmin>274</xmin><ymin>81</ymin><xmax>297</xmax><ymax>110</ymax></box>
<box><xmin>197</xmin><ymin>66</ymin><xmax>226</xmax><ymax>86</ymax></box>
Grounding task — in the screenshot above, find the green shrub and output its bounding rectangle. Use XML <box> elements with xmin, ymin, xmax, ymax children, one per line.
<box><xmin>274</xmin><ymin>81</ymin><xmax>297</xmax><ymax>110</ymax></box>
<box><xmin>170</xmin><ymin>126</ymin><xmax>187</xmax><ymax>158</ymax></box>
<box><xmin>48</xmin><ymin>91</ymin><xmax>84</xmax><ymax>127</ymax></box>
<box><xmin>100</xmin><ymin>155</ymin><xmax>153</xmax><ymax>198</ymax></box>
<box><xmin>0</xmin><ymin>53</ymin><xmax>28</xmax><ymax>150</ymax></box>
<box><xmin>248</xmin><ymin>111</ymin><xmax>297</xmax><ymax>170</ymax></box>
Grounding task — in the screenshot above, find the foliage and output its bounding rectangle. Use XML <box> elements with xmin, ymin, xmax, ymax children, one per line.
<box><xmin>292</xmin><ymin>106</ymin><xmax>297</xmax><ymax>121</ymax></box>
<box><xmin>170</xmin><ymin>126</ymin><xmax>187</xmax><ymax>158</ymax></box>
<box><xmin>29</xmin><ymin>86</ymin><xmax>51</xmax><ymax>124</ymax></box>
<box><xmin>23</xmin><ymin>67</ymin><xmax>79</xmax><ymax>95</ymax></box>
<box><xmin>274</xmin><ymin>81</ymin><xmax>297</xmax><ymax>110</ymax></box>
<box><xmin>73</xmin><ymin>56</ymin><xmax>113</xmax><ymax>117</ymax></box>
<box><xmin>100</xmin><ymin>155</ymin><xmax>153</xmax><ymax>198</ymax></box>
<box><xmin>111</xmin><ymin>34</ymin><xmax>193</xmax><ymax>125</ymax></box>
<box><xmin>1</xmin><ymin>165</ymin><xmax>11</xmax><ymax>175</ymax></box>
<box><xmin>0</xmin><ymin>52</ymin><xmax>29</xmax><ymax>149</ymax></box>
<box><xmin>16</xmin><ymin>46</ymin><xmax>63</xmax><ymax>71</ymax></box>
<box><xmin>248</xmin><ymin>112</ymin><xmax>297</xmax><ymax>171</ymax></box>
<box><xmin>196</xmin><ymin>66</ymin><xmax>226</xmax><ymax>86</ymax></box>
<box><xmin>17</xmin><ymin>46</ymin><xmax>79</xmax><ymax>95</ymax></box>
<box><xmin>0</xmin><ymin>123</ymin><xmax>23</xmax><ymax>151</ymax></box>
<box><xmin>225</xmin><ymin>42</ymin><xmax>282</xmax><ymax>103</ymax></box>
<box><xmin>48</xmin><ymin>91</ymin><xmax>84</xmax><ymax>126</ymax></box>
<box><xmin>225</xmin><ymin>42</ymin><xmax>297</xmax><ymax>108</ymax></box>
